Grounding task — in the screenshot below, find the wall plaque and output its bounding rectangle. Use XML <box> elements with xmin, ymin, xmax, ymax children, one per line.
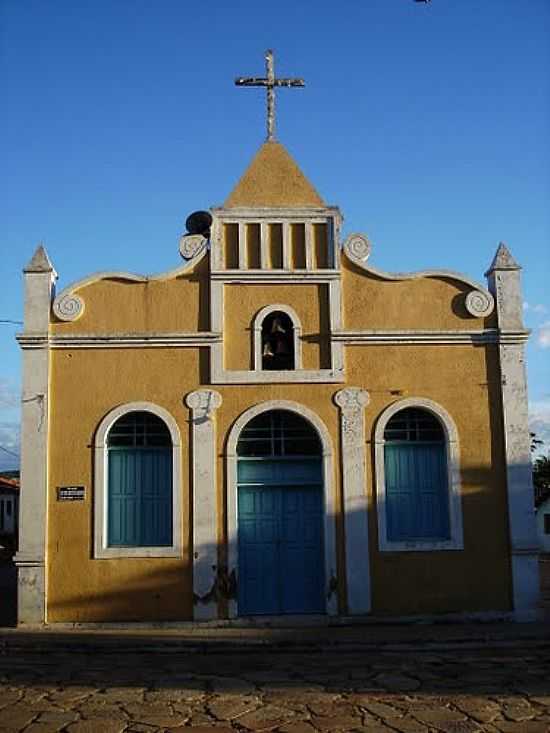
<box><xmin>57</xmin><ymin>486</ymin><xmax>85</xmax><ymax>501</ymax></box>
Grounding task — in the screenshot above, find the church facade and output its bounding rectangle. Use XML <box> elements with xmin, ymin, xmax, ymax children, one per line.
<box><xmin>16</xmin><ymin>139</ymin><xmax>540</xmax><ymax>625</ymax></box>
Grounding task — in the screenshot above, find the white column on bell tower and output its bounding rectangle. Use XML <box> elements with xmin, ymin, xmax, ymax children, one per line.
<box><xmin>486</xmin><ymin>242</ymin><xmax>540</xmax><ymax>620</ymax></box>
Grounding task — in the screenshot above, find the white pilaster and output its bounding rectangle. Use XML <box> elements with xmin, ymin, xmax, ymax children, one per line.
<box><xmin>185</xmin><ymin>389</ymin><xmax>223</xmax><ymax>620</ymax></box>
<box><xmin>210</xmin><ymin>215</ymin><xmax>223</xmax><ymax>270</ymax></box>
<box><xmin>305</xmin><ymin>222</ymin><xmax>314</xmax><ymax>270</ymax></box>
<box><xmin>238</xmin><ymin>222</ymin><xmax>247</xmax><ymax>269</ymax></box>
<box><xmin>260</xmin><ymin>222</ymin><xmax>268</xmax><ymax>269</ymax></box>
<box><xmin>334</xmin><ymin>387</ymin><xmax>371</xmax><ymax>614</ymax></box>
<box><xmin>16</xmin><ymin>245</ymin><xmax>57</xmax><ymax>625</ymax></box>
<box><xmin>282</xmin><ymin>222</ymin><xmax>291</xmax><ymax>269</ymax></box>
<box><xmin>486</xmin><ymin>242</ymin><xmax>540</xmax><ymax>620</ymax></box>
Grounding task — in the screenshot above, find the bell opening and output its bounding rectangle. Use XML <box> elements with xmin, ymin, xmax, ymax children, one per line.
<box><xmin>261</xmin><ymin>311</ymin><xmax>295</xmax><ymax>371</ymax></box>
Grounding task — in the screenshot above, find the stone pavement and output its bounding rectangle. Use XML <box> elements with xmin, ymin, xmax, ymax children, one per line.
<box><xmin>1</xmin><ymin>626</ymin><xmax>550</xmax><ymax>733</ymax></box>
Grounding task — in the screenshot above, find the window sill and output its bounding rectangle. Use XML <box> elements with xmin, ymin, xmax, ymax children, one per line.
<box><xmin>379</xmin><ymin>539</ymin><xmax>464</xmax><ymax>553</ymax></box>
<box><xmin>211</xmin><ymin>368</ymin><xmax>344</xmax><ymax>384</ymax></box>
<box><xmin>94</xmin><ymin>546</ymin><xmax>182</xmax><ymax>559</ymax></box>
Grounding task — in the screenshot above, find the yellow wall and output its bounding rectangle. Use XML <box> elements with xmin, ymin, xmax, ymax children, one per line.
<box><xmin>347</xmin><ymin>344</ymin><xmax>510</xmax><ymax>614</ymax></box>
<box><xmin>51</xmin><ymin>258</ymin><xmax>210</xmax><ymax>335</ymax></box>
<box><xmin>343</xmin><ymin>259</ymin><xmax>498</xmax><ymax>331</ymax></box>
<box><xmin>46</xmin><ymin>257</ymin><xmax>511</xmax><ymax>621</ymax></box>
<box><xmin>47</xmin><ymin>348</ymin><xmax>197</xmax><ymax>622</ymax></box>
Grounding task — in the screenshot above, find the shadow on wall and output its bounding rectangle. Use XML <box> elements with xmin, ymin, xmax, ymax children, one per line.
<box><xmin>5</xmin><ymin>455</ymin><xmax>539</xmax><ymax>627</ymax></box>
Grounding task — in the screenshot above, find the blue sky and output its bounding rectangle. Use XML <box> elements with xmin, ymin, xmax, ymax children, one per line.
<box><xmin>1</xmin><ymin>0</ymin><xmax>549</xmax><ymax>469</ymax></box>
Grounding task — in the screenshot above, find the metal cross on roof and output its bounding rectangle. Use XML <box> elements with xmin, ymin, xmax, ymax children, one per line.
<box><xmin>235</xmin><ymin>50</ymin><xmax>305</xmax><ymax>142</ymax></box>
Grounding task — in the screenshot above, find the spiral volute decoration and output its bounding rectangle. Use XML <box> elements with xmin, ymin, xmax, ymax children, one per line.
<box><xmin>465</xmin><ymin>290</ymin><xmax>494</xmax><ymax>318</ymax></box>
<box><xmin>344</xmin><ymin>233</ymin><xmax>371</xmax><ymax>262</ymax></box>
<box><xmin>53</xmin><ymin>292</ymin><xmax>85</xmax><ymax>322</ymax></box>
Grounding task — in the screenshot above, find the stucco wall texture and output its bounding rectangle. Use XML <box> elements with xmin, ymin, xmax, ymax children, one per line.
<box><xmin>224</xmin><ymin>142</ymin><xmax>325</xmax><ymax>208</ymax></box>
<box><xmin>45</xmin><ymin>253</ymin><xmax>511</xmax><ymax>622</ymax></box>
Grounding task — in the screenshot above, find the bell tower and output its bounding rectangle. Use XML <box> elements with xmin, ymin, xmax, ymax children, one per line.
<box><xmin>211</xmin><ymin>141</ymin><xmax>341</xmax><ymax>272</ymax></box>
<box><xmin>207</xmin><ymin>50</ymin><xmax>345</xmax><ymax>385</ymax></box>
<box><xmin>208</xmin><ymin>141</ymin><xmax>344</xmax><ymax>384</ymax></box>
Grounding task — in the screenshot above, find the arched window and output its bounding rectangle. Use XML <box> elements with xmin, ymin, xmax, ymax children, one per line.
<box><xmin>107</xmin><ymin>412</ymin><xmax>172</xmax><ymax>547</ymax></box>
<box><xmin>261</xmin><ymin>311</ymin><xmax>295</xmax><ymax>370</ymax></box>
<box><xmin>375</xmin><ymin>398</ymin><xmax>463</xmax><ymax>552</ymax></box>
<box><xmin>94</xmin><ymin>402</ymin><xmax>182</xmax><ymax>558</ymax></box>
<box><xmin>252</xmin><ymin>305</ymin><xmax>302</xmax><ymax>373</ymax></box>
<box><xmin>383</xmin><ymin>408</ymin><xmax>449</xmax><ymax>543</ymax></box>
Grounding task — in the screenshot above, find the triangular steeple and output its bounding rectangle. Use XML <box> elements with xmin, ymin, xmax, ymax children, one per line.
<box><xmin>24</xmin><ymin>244</ymin><xmax>56</xmax><ymax>274</ymax></box>
<box><xmin>485</xmin><ymin>242</ymin><xmax>521</xmax><ymax>275</ymax></box>
<box><xmin>224</xmin><ymin>142</ymin><xmax>324</xmax><ymax>208</ymax></box>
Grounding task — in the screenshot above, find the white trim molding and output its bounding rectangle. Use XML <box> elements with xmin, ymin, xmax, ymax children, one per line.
<box><xmin>374</xmin><ymin>397</ymin><xmax>464</xmax><ymax>553</ymax></box>
<box><xmin>18</xmin><ymin>329</ymin><xmax>530</xmax><ymax>351</ymax></box>
<box><xmin>210</xmin><ymin>270</ymin><xmax>340</xmax><ymax>283</ymax></box>
<box><xmin>185</xmin><ymin>389</ymin><xmax>223</xmax><ymax>621</ymax></box>
<box><xmin>46</xmin><ymin>332</ymin><xmax>221</xmax><ymax>349</ymax></box>
<box><xmin>225</xmin><ymin>400</ymin><xmax>339</xmax><ymax>618</ymax></box>
<box><xmin>334</xmin><ymin>388</ymin><xmax>371</xmax><ymax>614</ymax></box>
<box><xmin>252</xmin><ymin>303</ymin><xmax>303</xmax><ymax>371</ymax></box>
<box><xmin>212</xmin><ymin>205</ymin><xmax>342</xmax><ymax>220</ymax></box>
<box><xmin>93</xmin><ymin>402</ymin><xmax>183</xmax><ymax>559</ymax></box>
<box><xmin>211</xmin><ymin>368</ymin><xmax>344</xmax><ymax>385</ymax></box>
<box><xmin>332</xmin><ymin>329</ymin><xmax>529</xmax><ymax>346</ymax></box>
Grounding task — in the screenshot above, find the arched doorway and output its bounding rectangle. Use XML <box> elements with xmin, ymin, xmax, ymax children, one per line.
<box><xmin>236</xmin><ymin>409</ymin><xmax>325</xmax><ymax>615</ymax></box>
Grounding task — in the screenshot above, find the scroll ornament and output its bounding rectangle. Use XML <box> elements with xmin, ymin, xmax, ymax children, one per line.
<box><xmin>334</xmin><ymin>387</ymin><xmax>370</xmax><ymax>412</ymax></box>
<box><xmin>343</xmin><ymin>233</ymin><xmax>372</xmax><ymax>262</ymax></box>
<box><xmin>185</xmin><ymin>389</ymin><xmax>222</xmax><ymax>418</ymax></box>
<box><xmin>179</xmin><ymin>233</ymin><xmax>207</xmax><ymax>261</ymax></box>
<box><xmin>465</xmin><ymin>289</ymin><xmax>494</xmax><ymax>318</ymax></box>
<box><xmin>53</xmin><ymin>292</ymin><xmax>85</xmax><ymax>322</ymax></box>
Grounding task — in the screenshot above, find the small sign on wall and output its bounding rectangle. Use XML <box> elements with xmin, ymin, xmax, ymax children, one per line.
<box><xmin>57</xmin><ymin>486</ymin><xmax>85</xmax><ymax>501</ymax></box>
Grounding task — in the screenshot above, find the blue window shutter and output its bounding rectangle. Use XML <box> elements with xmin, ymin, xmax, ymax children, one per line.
<box><xmin>415</xmin><ymin>443</ymin><xmax>450</xmax><ymax>540</ymax></box>
<box><xmin>140</xmin><ymin>449</ymin><xmax>172</xmax><ymax>546</ymax></box>
<box><xmin>384</xmin><ymin>443</ymin><xmax>449</xmax><ymax>542</ymax></box>
<box><xmin>108</xmin><ymin>448</ymin><xmax>172</xmax><ymax>547</ymax></box>
<box><xmin>108</xmin><ymin>450</ymin><xmax>138</xmax><ymax>546</ymax></box>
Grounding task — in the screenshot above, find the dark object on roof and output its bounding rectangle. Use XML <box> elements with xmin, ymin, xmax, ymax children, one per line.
<box><xmin>186</xmin><ymin>211</ymin><xmax>212</xmax><ymax>237</ymax></box>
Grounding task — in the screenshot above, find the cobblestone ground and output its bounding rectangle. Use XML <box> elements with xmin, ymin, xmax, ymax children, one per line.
<box><xmin>1</xmin><ymin>642</ymin><xmax>550</xmax><ymax>733</ymax></box>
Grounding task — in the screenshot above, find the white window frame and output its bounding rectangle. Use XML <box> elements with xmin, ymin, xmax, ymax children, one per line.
<box><xmin>252</xmin><ymin>304</ymin><xmax>303</xmax><ymax>372</ymax></box>
<box><xmin>374</xmin><ymin>397</ymin><xmax>464</xmax><ymax>552</ymax></box>
<box><xmin>93</xmin><ymin>401</ymin><xmax>182</xmax><ymax>559</ymax></box>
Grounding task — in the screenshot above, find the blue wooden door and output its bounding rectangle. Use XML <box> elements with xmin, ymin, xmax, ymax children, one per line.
<box><xmin>237</xmin><ymin>459</ymin><xmax>324</xmax><ymax>615</ymax></box>
<box><xmin>280</xmin><ymin>486</ymin><xmax>324</xmax><ymax>613</ymax></box>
